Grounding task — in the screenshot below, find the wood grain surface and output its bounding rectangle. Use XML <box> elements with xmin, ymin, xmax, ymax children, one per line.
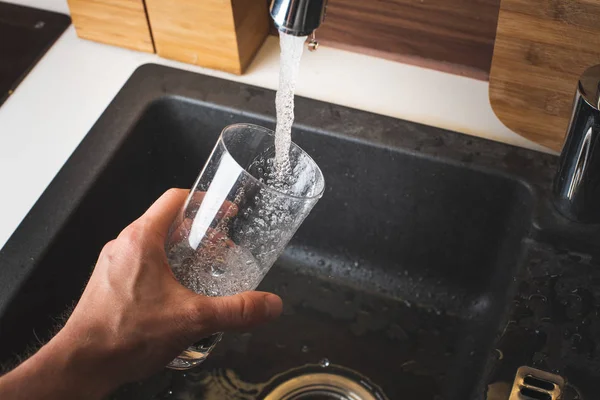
<box><xmin>67</xmin><ymin>0</ymin><xmax>154</xmax><ymax>53</ymax></box>
<box><xmin>232</xmin><ymin>0</ymin><xmax>272</xmax><ymax>72</ymax></box>
<box><xmin>145</xmin><ymin>0</ymin><xmax>269</xmax><ymax>75</ymax></box>
<box><xmin>489</xmin><ymin>0</ymin><xmax>600</xmax><ymax>151</ymax></box>
<box><xmin>312</xmin><ymin>0</ymin><xmax>501</xmax><ymax>80</ymax></box>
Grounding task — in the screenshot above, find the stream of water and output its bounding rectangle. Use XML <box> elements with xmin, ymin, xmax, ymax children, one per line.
<box><xmin>274</xmin><ymin>33</ymin><xmax>307</xmax><ymax>175</ymax></box>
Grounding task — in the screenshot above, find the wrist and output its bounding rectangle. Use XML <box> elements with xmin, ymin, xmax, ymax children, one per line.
<box><xmin>0</xmin><ymin>328</ymin><xmax>121</xmax><ymax>400</ymax></box>
<box><xmin>46</xmin><ymin>327</ymin><xmax>123</xmax><ymax>398</ymax></box>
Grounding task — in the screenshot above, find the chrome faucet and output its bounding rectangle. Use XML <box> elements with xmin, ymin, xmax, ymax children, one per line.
<box><xmin>269</xmin><ymin>0</ymin><xmax>327</xmax><ymax>37</ymax></box>
<box><xmin>554</xmin><ymin>65</ymin><xmax>600</xmax><ymax>223</ymax></box>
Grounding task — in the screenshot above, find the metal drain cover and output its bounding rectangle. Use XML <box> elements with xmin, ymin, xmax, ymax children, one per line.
<box><xmin>259</xmin><ymin>364</ymin><xmax>388</xmax><ymax>400</ymax></box>
<box><xmin>509</xmin><ymin>366</ymin><xmax>564</xmax><ymax>400</ymax></box>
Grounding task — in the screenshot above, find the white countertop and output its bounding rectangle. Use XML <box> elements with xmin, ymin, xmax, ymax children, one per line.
<box><xmin>0</xmin><ymin>0</ymin><xmax>552</xmax><ymax>250</ymax></box>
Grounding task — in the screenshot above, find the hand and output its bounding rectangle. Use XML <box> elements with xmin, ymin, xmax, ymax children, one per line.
<box><xmin>0</xmin><ymin>189</ymin><xmax>283</xmax><ymax>399</ymax></box>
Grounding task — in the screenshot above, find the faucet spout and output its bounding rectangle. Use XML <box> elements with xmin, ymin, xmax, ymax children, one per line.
<box><xmin>553</xmin><ymin>65</ymin><xmax>600</xmax><ymax>223</ymax></box>
<box><xmin>270</xmin><ymin>0</ymin><xmax>327</xmax><ymax>37</ymax></box>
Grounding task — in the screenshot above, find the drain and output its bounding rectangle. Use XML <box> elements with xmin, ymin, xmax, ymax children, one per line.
<box><xmin>509</xmin><ymin>366</ymin><xmax>564</xmax><ymax>400</ymax></box>
<box><xmin>259</xmin><ymin>363</ymin><xmax>388</xmax><ymax>400</ymax></box>
<box><xmin>262</xmin><ymin>373</ymin><xmax>378</xmax><ymax>400</ymax></box>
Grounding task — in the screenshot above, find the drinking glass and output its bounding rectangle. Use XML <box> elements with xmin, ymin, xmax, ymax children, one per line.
<box><xmin>165</xmin><ymin>123</ymin><xmax>325</xmax><ymax>370</ymax></box>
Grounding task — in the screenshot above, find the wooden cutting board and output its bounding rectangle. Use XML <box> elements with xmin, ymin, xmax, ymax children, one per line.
<box><xmin>489</xmin><ymin>0</ymin><xmax>600</xmax><ymax>151</ymax></box>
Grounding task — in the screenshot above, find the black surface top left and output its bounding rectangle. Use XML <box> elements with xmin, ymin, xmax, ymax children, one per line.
<box><xmin>0</xmin><ymin>2</ymin><xmax>70</xmax><ymax>106</ymax></box>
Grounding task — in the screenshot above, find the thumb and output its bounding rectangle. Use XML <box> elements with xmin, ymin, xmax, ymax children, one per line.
<box><xmin>189</xmin><ymin>291</ymin><xmax>283</xmax><ymax>335</ymax></box>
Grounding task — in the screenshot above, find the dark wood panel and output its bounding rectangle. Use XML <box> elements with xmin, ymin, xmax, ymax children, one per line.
<box><xmin>315</xmin><ymin>0</ymin><xmax>501</xmax><ymax>80</ymax></box>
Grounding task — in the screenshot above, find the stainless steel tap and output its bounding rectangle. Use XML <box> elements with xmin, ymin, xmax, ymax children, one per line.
<box><xmin>270</xmin><ymin>0</ymin><xmax>328</xmax><ymax>37</ymax></box>
<box><xmin>554</xmin><ymin>65</ymin><xmax>600</xmax><ymax>223</ymax></box>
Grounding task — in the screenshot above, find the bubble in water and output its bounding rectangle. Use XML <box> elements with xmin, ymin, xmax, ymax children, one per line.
<box><xmin>182</xmin><ymin>257</ymin><xmax>194</xmax><ymax>269</ymax></box>
<box><xmin>168</xmin><ymin>245</ymin><xmax>263</xmax><ymax>297</ymax></box>
<box><xmin>211</xmin><ymin>265</ymin><xmax>225</xmax><ymax>277</ymax></box>
<box><xmin>319</xmin><ymin>358</ymin><xmax>330</xmax><ymax>368</ymax></box>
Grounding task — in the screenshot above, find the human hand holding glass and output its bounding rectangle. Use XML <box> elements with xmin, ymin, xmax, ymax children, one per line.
<box><xmin>0</xmin><ymin>189</ymin><xmax>284</xmax><ymax>400</ymax></box>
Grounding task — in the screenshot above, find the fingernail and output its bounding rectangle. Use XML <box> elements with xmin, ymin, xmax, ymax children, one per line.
<box><xmin>263</xmin><ymin>294</ymin><xmax>283</xmax><ymax>318</ymax></box>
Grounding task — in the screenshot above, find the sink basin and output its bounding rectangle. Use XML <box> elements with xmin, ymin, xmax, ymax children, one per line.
<box><xmin>0</xmin><ymin>65</ymin><xmax>541</xmax><ymax>399</ymax></box>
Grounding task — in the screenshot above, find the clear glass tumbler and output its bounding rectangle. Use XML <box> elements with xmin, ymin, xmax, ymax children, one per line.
<box><xmin>165</xmin><ymin>123</ymin><xmax>325</xmax><ymax>370</ymax></box>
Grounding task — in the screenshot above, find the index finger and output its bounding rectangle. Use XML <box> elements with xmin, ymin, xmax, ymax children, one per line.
<box><xmin>138</xmin><ymin>188</ymin><xmax>189</xmax><ymax>239</ymax></box>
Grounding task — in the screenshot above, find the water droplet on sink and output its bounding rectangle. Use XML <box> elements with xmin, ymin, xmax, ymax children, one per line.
<box><xmin>317</xmin><ymin>259</ymin><xmax>325</xmax><ymax>266</ymax></box>
<box><xmin>528</xmin><ymin>294</ymin><xmax>547</xmax><ymax>302</ymax></box>
<box><xmin>495</xmin><ymin>349</ymin><xmax>504</xmax><ymax>360</ymax></box>
<box><xmin>319</xmin><ymin>358</ymin><xmax>330</xmax><ymax>368</ymax></box>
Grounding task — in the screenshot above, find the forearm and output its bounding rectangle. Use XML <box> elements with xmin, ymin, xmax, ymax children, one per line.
<box><xmin>0</xmin><ymin>330</ymin><xmax>117</xmax><ymax>400</ymax></box>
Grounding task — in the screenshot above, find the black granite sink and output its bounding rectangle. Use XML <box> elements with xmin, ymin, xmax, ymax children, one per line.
<box><xmin>1</xmin><ymin>64</ymin><xmax>599</xmax><ymax>399</ymax></box>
